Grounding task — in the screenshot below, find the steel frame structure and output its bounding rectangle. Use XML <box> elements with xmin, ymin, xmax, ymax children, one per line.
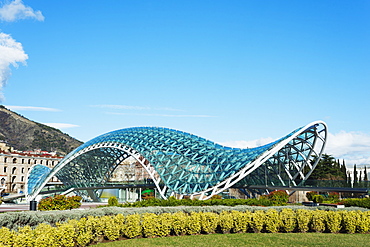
<box><xmin>26</xmin><ymin>121</ymin><xmax>327</xmax><ymax>202</ymax></box>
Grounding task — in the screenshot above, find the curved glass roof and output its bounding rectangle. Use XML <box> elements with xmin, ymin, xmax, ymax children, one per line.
<box><xmin>27</xmin><ymin>121</ymin><xmax>327</xmax><ymax>201</ymax></box>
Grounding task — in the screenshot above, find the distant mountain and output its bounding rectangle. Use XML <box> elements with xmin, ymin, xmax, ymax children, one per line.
<box><xmin>0</xmin><ymin>105</ymin><xmax>83</xmax><ymax>155</ymax></box>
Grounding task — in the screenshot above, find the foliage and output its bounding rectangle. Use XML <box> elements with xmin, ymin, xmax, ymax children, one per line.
<box><xmin>265</xmin><ymin>190</ymin><xmax>289</xmax><ymax>205</ymax></box>
<box><xmin>309</xmin><ymin>154</ymin><xmax>347</xmax><ymax>180</ymax></box>
<box><xmin>312</xmin><ymin>195</ymin><xmax>324</xmax><ymax>204</ymax></box>
<box><xmin>328</xmin><ymin>192</ymin><xmax>339</xmax><ymax>202</ymax></box>
<box><xmin>306</xmin><ymin>191</ymin><xmax>318</xmax><ymax>201</ymax></box>
<box><xmin>108</xmin><ymin>197</ymin><xmax>119</xmax><ymax>207</ymax></box>
<box><xmin>38</xmin><ymin>195</ymin><xmax>82</xmax><ymax>211</ymax></box>
<box><xmin>1</xmin><ymin>209</ymin><xmax>370</xmax><ymax>246</ymax></box>
<box><xmin>341</xmin><ymin>198</ymin><xmax>370</xmax><ymax>209</ymax></box>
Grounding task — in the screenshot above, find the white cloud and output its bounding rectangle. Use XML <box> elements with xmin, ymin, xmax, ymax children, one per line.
<box><xmin>0</xmin><ymin>32</ymin><xmax>28</xmax><ymax>101</ymax></box>
<box><xmin>44</xmin><ymin>123</ymin><xmax>79</xmax><ymax>129</ymax></box>
<box><xmin>5</xmin><ymin>105</ymin><xmax>61</xmax><ymax>112</ymax></box>
<box><xmin>325</xmin><ymin>131</ymin><xmax>370</xmax><ymax>166</ymax></box>
<box><xmin>0</xmin><ymin>0</ymin><xmax>44</xmax><ymax>22</ymax></box>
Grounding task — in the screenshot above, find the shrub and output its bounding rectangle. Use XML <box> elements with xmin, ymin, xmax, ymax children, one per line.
<box><xmin>311</xmin><ymin>210</ymin><xmax>326</xmax><ymax>232</ymax></box>
<box><xmin>250</xmin><ymin>210</ymin><xmax>265</xmax><ymax>233</ymax></box>
<box><xmin>218</xmin><ymin>211</ymin><xmax>234</xmax><ymax>233</ymax></box>
<box><xmin>306</xmin><ymin>191</ymin><xmax>318</xmax><ymax>201</ymax></box>
<box><xmin>326</xmin><ymin>211</ymin><xmax>342</xmax><ymax>233</ymax></box>
<box><xmin>341</xmin><ymin>198</ymin><xmax>370</xmax><ymax>209</ymax></box>
<box><xmin>296</xmin><ymin>209</ymin><xmax>312</xmax><ymax>232</ymax></box>
<box><xmin>328</xmin><ymin>192</ymin><xmax>340</xmax><ymax>202</ymax></box>
<box><xmin>280</xmin><ymin>208</ymin><xmax>296</xmax><ymax>232</ymax></box>
<box><xmin>264</xmin><ymin>209</ymin><xmax>280</xmax><ymax>233</ymax></box>
<box><xmin>266</xmin><ymin>190</ymin><xmax>289</xmax><ymax>205</ymax></box>
<box><xmin>38</xmin><ymin>195</ymin><xmax>82</xmax><ymax>211</ymax></box>
<box><xmin>312</xmin><ymin>195</ymin><xmax>324</xmax><ymax>204</ymax></box>
<box><xmin>108</xmin><ymin>196</ymin><xmax>119</xmax><ymax>207</ymax></box>
<box><xmin>342</xmin><ymin>210</ymin><xmax>358</xmax><ymax>233</ymax></box>
<box><xmin>122</xmin><ymin>214</ymin><xmax>141</xmax><ymax>239</ymax></box>
<box><xmin>231</xmin><ymin>210</ymin><xmax>251</xmax><ymax>233</ymax></box>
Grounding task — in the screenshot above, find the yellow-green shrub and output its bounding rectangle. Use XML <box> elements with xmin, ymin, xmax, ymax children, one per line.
<box><xmin>250</xmin><ymin>210</ymin><xmax>265</xmax><ymax>233</ymax></box>
<box><xmin>54</xmin><ymin>222</ymin><xmax>76</xmax><ymax>247</ymax></box>
<box><xmin>342</xmin><ymin>211</ymin><xmax>358</xmax><ymax>233</ymax></box>
<box><xmin>122</xmin><ymin>214</ymin><xmax>142</xmax><ymax>239</ymax></box>
<box><xmin>296</xmin><ymin>209</ymin><xmax>312</xmax><ymax>233</ymax></box>
<box><xmin>357</xmin><ymin>211</ymin><xmax>370</xmax><ymax>233</ymax></box>
<box><xmin>326</xmin><ymin>211</ymin><xmax>342</xmax><ymax>233</ymax></box>
<box><xmin>0</xmin><ymin>227</ymin><xmax>15</xmax><ymax>246</ymax></box>
<box><xmin>200</xmin><ymin>212</ymin><xmax>219</xmax><ymax>234</ymax></box>
<box><xmin>218</xmin><ymin>211</ymin><xmax>233</xmax><ymax>233</ymax></box>
<box><xmin>185</xmin><ymin>212</ymin><xmax>202</xmax><ymax>235</ymax></box>
<box><xmin>231</xmin><ymin>210</ymin><xmax>251</xmax><ymax>233</ymax></box>
<box><xmin>311</xmin><ymin>210</ymin><xmax>326</xmax><ymax>233</ymax></box>
<box><xmin>264</xmin><ymin>209</ymin><xmax>280</xmax><ymax>233</ymax></box>
<box><xmin>33</xmin><ymin>223</ymin><xmax>57</xmax><ymax>247</ymax></box>
<box><xmin>171</xmin><ymin>211</ymin><xmax>188</xmax><ymax>236</ymax></box>
<box><xmin>142</xmin><ymin>213</ymin><xmax>173</xmax><ymax>238</ymax></box>
<box><xmin>280</xmin><ymin>208</ymin><xmax>296</xmax><ymax>232</ymax></box>
<box><xmin>13</xmin><ymin>225</ymin><xmax>35</xmax><ymax>247</ymax></box>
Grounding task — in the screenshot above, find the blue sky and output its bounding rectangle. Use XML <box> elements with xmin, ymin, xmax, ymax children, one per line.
<box><xmin>0</xmin><ymin>0</ymin><xmax>369</xmax><ymax>166</ymax></box>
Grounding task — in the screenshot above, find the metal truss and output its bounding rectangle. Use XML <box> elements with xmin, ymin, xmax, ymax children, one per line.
<box><xmin>26</xmin><ymin>121</ymin><xmax>327</xmax><ymax>202</ymax></box>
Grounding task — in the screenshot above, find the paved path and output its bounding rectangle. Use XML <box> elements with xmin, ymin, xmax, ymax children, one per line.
<box><xmin>0</xmin><ymin>202</ymin><xmax>107</xmax><ymax>212</ymax></box>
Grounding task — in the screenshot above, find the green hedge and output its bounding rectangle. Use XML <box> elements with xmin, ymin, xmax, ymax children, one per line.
<box><xmin>341</xmin><ymin>198</ymin><xmax>370</xmax><ymax>209</ymax></box>
<box><xmin>0</xmin><ymin>209</ymin><xmax>370</xmax><ymax>246</ymax></box>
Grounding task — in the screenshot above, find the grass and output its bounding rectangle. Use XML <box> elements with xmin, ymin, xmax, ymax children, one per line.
<box><xmin>95</xmin><ymin>233</ymin><xmax>370</xmax><ymax>247</ymax></box>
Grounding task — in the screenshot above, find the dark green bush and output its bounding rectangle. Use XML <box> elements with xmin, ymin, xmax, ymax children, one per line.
<box><xmin>341</xmin><ymin>198</ymin><xmax>370</xmax><ymax>209</ymax></box>
<box><xmin>312</xmin><ymin>195</ymin><xmax>324</xmax><ymax>203</ymax></box>
<box><xmin>306</xmin><ymin>191</ymin><xmax>318</xmax><ymax>201</ymax></box>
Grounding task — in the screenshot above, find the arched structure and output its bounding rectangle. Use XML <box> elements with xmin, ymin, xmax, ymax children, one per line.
<box><xmin>26</xmin><ymin>121</ymin><xmax>327</xmax><ymax>201</ymax></box>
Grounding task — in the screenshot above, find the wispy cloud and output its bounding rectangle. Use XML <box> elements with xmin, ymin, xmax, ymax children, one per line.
<box><xmin>221</xmin><ymin>131</ymin><xmax>370</xmax><ymax>166</ymax></box>
<box><xmin>107</xmin><ymin>112</ymin><xmax>215</xmax><ymax>118</ymax></box>
<box><xmin>0</xmin><ymin>0</ymin><xmax>44</xmax><ymax>22</ymax></box>
<box><xmin>325</xmin><ymin>131</ymin><xmax>370</xmax><ymax>165</ymax></box>
<box><xmin>5</xmin><ymin>105</ymin><xmax>61</xmax><ymax>112</ymax></box>
<box><xmin>44</xmin><ymin>123</ymin><xmax>79</xmax><ymax>129</ymax></box>
<box><xmin>0</xmin><ymin>33</ymin><xmax>28</xmax><ymax>101</ymax></box>
<box><xmin>91</xmin><ymin>104</ymin><xmax>183</xmax><ymax>111</ymax></box>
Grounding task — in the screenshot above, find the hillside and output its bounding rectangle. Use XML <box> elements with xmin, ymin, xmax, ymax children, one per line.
<box><xmin>0</xmin><ymin>105</ymin><xmax>83</xmax><ymax>155</ymax></box>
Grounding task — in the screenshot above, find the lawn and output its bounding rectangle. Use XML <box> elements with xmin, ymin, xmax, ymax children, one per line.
<box><xmin>95</xmin><ymin>233</ymin><xmax>370</xmax><ymax>247</ymax></box>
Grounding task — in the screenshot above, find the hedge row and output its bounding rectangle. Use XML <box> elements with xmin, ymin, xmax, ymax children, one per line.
<box><xmin>1</xmin><ymin>209</ymin><xmax>370</xmax><ymax>246</ymax></box>
<box><xmin>2</xmin><ymin>205</ymin><xmax>367</xmax><ymax>231</ymax></box>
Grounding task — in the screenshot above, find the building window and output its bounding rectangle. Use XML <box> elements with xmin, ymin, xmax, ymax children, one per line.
<box><xmin>12</xmin><ymin>158</ymin><xmax>17</xmax><ymax>163</ymax></box>
<box><xmin>21</xmin><ymin>159</ymin><xmax>25</xmax><ymax>164</ymax></box>
<box><xmin>40</xmin><ymin>160</ymin><xmax>43</xmax><ymax>164</ymax></box>
<box><xmin>12</xmin><ymin>167</ymin><xmax>16</xmax><ymax>174</ymax></box>
<box><xmin>28</xmin><ymin>159</ymin><xmax>31</xmax><ymax>164</ymax></box>
<box><xmin>11</xmin><ymin>176</ymin><xmax>16</xmax><ymax>183</ymax></box>
<box><xmin>21</xmin><ymin>167</ymin><xmax>25</xmax><ymax>174</ymax></box>
<box><xmin>21</xmin><ymin>176</ymin><xmax>24</xmax><ymax>182</ymax></box>
<box><xmin>4</xmin><ymin>157</ymin><xmax>7</xmax><ymax>163</ymax></box>
<box><xmin>4</xmin><ymin>166</ymin><xmax>7</xmax><ymax>173</ymax></box>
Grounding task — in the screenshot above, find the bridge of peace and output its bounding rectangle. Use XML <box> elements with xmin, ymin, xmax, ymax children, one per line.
<box><xmin>3</xmin><ymin>120</ymin><xmax>368</xmax><ymax>203</ymax></box>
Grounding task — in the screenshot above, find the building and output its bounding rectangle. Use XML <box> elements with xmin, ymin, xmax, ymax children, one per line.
<box><xmin>26</xmin><ymin>121</ymin><xmax>327</xmax><ymax>202</ymax></box>
<box><xmin>0</xmin><ymin>145</ymin><xmax>63</xmax><ymax>194</ymax></box>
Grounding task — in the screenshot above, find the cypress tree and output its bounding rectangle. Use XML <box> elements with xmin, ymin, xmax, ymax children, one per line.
<box><xmin>353</xmin><ymin>164</ymin><xmax>358</xmax><ymax>186</ymax></box>
<box><xmin>364</xmin><ymin>166</ymin><xmax>368</xmax><ymax>181</ymax></box>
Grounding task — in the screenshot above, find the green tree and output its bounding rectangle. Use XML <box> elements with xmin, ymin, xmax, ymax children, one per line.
<box><xmin>364</xmin><ymin>166</ymin><xmax>368</xmax><ymax>181</ymax></box>
<box><xmin>309</xmin><ymin>154</ymin><xmax>346</xmax><ymax>180</ymax></box>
